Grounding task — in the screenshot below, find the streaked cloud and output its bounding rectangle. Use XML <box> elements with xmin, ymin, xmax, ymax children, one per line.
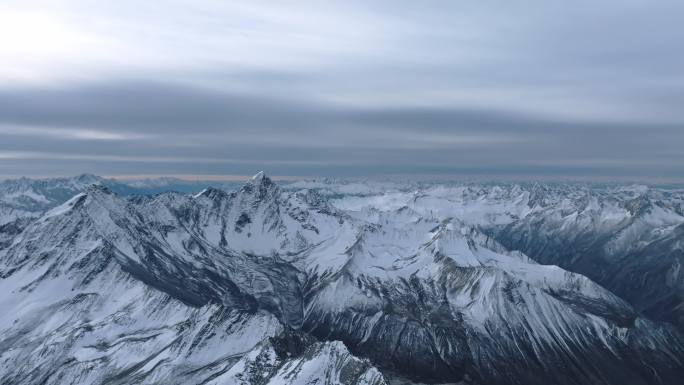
<box><xmin>0</xmin><ymin>125</ymin><xmax>149</xmax><ymax>141</ymax></box>
<box><xmin>0</xmin><ymin>0</ymin><xmax>682</xmax><ymax>181</ymax></box>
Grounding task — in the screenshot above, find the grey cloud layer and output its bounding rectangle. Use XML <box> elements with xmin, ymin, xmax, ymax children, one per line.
<box><xmin>0</xmin><ymin>0</ymin><xmax>683</xmax><ymax>181</ymax></box>
<box><xmin>1</xmin><ymin>79</ymin><xmax>681</xmax><ymax>180</ymax></box>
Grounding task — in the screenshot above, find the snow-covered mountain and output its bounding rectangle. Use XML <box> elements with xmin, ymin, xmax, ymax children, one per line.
<box><xmin>488</xmin><ymin>185</ymin><xmax>684</xmax><ymax>330</ymax></box>
<box><xmin>0</xmin><ymin>176</ymin><xmax>385</xmax><ymax>385</ymax></box>
<box><xmin>0</xmin><ymin>174</ymin><xmax>107</xmax><ymax>249</ymax></box>
<box><xmin>0</xmin><ymin>174</ymin><xmax>104</xmax><ymax>214</ymax></box>
<box><xmin>328</xmin><ymin>181</ymin><xmax>684</xmax><ymax>331</ymax></box>
<box><xmin>0</xmin><ymin>174</ymin><xmax>237</xmax><ymax>249</ymax></box>
<box><xmin>1</xmin><ymin>174</ymin><xmax>683</xmax><ymax>384</ymax></box>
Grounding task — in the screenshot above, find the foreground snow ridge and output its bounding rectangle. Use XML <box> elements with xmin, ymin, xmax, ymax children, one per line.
<box><xmin>0</xmin><ymin>172</ymin><xmax>683</xmax><ymax>385</ymax></box>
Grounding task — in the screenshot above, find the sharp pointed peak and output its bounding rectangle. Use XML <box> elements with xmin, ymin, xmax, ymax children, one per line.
<box><xmin>245</xmin><ymin>170</ymin><xmax>274</xmax><ymax>187</ymax></box>
<box><xmin>247</xmin><ymin>170</ymin><xmax>275</xmax><ymax>188</ymax></box>
<box><xmin>251</xmin><ymin>170</ymin><xmax>266</xmax><ymax>181</ymax></box>
<box><xmin>240</xmin><ymin>171</ymin><xmax>278</xmax><ymax>201</ymax></box>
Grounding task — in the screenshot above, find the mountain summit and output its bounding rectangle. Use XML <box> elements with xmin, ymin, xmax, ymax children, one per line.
<box><xmin>252</xmin><ymin>170</ymin><xmax>266</xmax><ymax>181</ymax></box>
<box><xmin>0</xmin><ymin>175</ymin><xmax>683</xmax><ymax>385</ymax></box>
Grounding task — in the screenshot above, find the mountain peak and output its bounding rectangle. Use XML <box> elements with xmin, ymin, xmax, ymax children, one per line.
<box><xmin>241</xmin><ymin>170</ymin><xmax>277</xmax><ymax>198</ymax></box>
<box><xmin>74</xmin><ymin>173</ymin><xmax>102</xmax><ymax>184</ymax></box>
<box><xmin>252</xmin><ymin>170</ymin><xmax>266</xmax><ymax>181</ymax></box>
<box><xmin>85</xmin><ymin>183</ymin><xmax>113</xmax><ymax>195</ymax></box>
<box><xmin>249</xmin><ymin>171</ymin><xmax>275</xmax><ymax>188</ymax></box>
<box><xmin>194</xmin><ymin>186</ymin><xmax>229</xmax><ymax>200</ymax></box>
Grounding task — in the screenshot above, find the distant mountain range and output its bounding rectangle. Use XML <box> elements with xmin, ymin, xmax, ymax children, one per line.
<box><xmin>1</xmin><ymin>173</ymin><xmax>682</xmax><ymax>384</ymax></box>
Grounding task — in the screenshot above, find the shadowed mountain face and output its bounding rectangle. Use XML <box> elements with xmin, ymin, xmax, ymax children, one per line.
<box><xmin>0</xmin><ymin>174</ymin><xmax>683</xmax><ymax>384</ymax></box>
<box><xmin>484</xmin><ymin>186</ymin><xmax>684</xmax><ymax>330</ymax></box>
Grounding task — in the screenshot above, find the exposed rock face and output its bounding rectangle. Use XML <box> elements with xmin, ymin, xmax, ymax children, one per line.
<box><xmin>486</xmin><ymin>186</ymin><xmax>684</xmax><ymax>330</ymax></box>
<box><xmin>0</xmin><ymin>174</ymin><xmax>683</xmax><ymax>384</ymax></box>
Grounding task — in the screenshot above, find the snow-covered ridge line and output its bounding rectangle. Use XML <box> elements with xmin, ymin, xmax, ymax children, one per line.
<box><xmin>1</xmin><ymin>173</ymin><xmax>683</xmax><ymax>384</ymax></box>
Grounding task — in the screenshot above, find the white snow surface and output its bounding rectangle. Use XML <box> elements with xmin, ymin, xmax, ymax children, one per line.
<box><xmin>1</xmin><ymin>176</ymin><xmax>684</xmax><ymax>385</ymax></box>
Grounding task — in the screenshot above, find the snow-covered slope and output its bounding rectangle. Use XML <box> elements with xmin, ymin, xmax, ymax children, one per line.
<box><xmin>483</xmin><ymin>185</ymin><xmax>684</xmax><ymax>329</ymax></box>
<box><xmin>0</xmin><ymin>174</ymin><xmax>109</xmax><ymax>249</ymax></box>
<box><xmin>0</xmin><ymin>174</ymin><xmax>236</xmax><ymax>257</ymax></box>
<box><xmin>1</xmin><ymin>174</ymin><xmax>683</xmax><ymax>384</ymax></box>
<box><xmin>327</xmin><ymin>181</ymin><xmax>684</xmax><ymax>330</ymax></box>
<box><xmin>0</xmin><ymin>174</ymin><xmax>104</xmax><ymax>213</ymax></box>
<box><xmin>0</xmin><ymin>179</ymin><xmax>386</xmax><ymax>385</ymax></box>
<box><xmin>301</xmin><ymin>213</ymin><xmax>683</xmax><ymax>384</ymax></box>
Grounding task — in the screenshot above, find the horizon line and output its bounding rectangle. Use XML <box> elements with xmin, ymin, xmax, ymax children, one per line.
<box><xmin>1</xmin><ymin>173</ymin><xmax>684</xmax><ymax>186</ymax></box>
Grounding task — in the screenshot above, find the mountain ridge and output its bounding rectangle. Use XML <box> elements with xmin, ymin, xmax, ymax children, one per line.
<box><xmin>1</xmin><ymin>173</ymin><xmax>683</xmax><ymax>384</ymax></box>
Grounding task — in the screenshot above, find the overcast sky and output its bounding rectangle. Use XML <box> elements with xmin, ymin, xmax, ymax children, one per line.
<box><xmin>1</xmin><ymin>0</ymin><xmax>683</xmax><ymax>181</ymax></box>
